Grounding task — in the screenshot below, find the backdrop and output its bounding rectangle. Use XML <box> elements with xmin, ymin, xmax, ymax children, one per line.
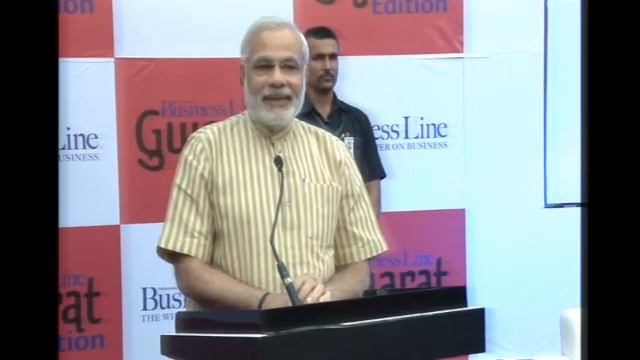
<box><xmin>58</xmin><ymin>1</ymin><xmax>559</xmax><ymax>360</ymax></box>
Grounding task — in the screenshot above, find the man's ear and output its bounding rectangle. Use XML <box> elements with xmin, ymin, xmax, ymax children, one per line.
<box><xmin>240</xmin><ymin>62</ymin><xmax>245</xmax><ymax>85</ymax></box>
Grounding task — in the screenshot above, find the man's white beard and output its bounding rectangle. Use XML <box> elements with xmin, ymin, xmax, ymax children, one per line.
<box><xmin>244</xmin><ymin>80</ymin><xmax>304</xmax><ymax>129</ymax></box>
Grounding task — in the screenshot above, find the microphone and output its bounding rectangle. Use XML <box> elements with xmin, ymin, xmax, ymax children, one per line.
<box><xmin>269</xmin><ymin>155</ymin><xmax>303</xmax><ymax>306</ymax></box>
<box><xmin>274</xmin><ymin>154</ymin><xmax>283</xmax><ymax>172</ymax></box>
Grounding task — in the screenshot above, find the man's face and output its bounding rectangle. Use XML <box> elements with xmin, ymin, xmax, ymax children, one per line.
<box><xmin>306</xmin><ymin>37</ymin><xmax>339</xmax><ymax>93</ymax></box>
<box><xmin>242</xmin><ymin>28</ymin><xmax>305</xmax><ymax>128</ymax></box>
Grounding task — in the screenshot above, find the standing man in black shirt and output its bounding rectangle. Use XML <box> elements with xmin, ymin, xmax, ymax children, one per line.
<box><xmin>297</xmin><ymin>26</ymin><xmax>386</xmax><ymax>217</ymax></box>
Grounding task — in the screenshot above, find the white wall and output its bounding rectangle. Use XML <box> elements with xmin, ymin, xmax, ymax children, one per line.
<box><xmin>464</xmin><ymin>0</ymin><xmax>582</xmax><ymax>357</ymax></box>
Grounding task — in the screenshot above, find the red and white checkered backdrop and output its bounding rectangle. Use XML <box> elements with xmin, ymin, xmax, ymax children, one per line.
<box><xmin>59</xmin><ymin>1</ymin><xmax>466</xmax><ymax>359</ymax></box>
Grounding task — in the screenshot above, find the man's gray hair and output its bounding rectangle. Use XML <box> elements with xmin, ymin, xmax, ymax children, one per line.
<box><xmin>240</xmin><ymin>16</ymin><xmax>309</xmax><ymax>65</ymax></box>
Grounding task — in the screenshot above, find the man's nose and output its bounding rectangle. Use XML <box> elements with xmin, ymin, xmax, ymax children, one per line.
<box><xmin>322</xmin><ymin>58</ymin><xmax>331</xmax><ymax>69</ymax></box>
<box><xmin>268</xmin><ymin>65</ymin><xmax>286</xmax><ymax>87</ymax></box>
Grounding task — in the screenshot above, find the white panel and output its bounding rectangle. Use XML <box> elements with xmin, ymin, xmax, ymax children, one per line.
<box><xmin>120</xmin><ymin>223</ymin><xmax>184</xmax><ymax>360</ymax></box>
<box><xmin>59</xmin><ymin>59</ymin><xmax>120</xmax><ymax>227</ymax></box>
<box><xmin>545</xmin><ymin>0</ymin><xmax>582</xmax><ymax>205</ymax></box>
<box><xmin>114</xmin><ymin>0</ymin><xmax>295</xmax><ymax>57</ymax></box>
<box><xmin>463</xmin><ymin>54</ymin><xmax>545</xmax><ymax>208</ymax></box>
<box><xmin>463</xmin><ymin>54</ymin><xmax>581</xmax><ymax>356</ymax></box>
<box><xmin>464</xmin><ymin>0</ymin><xmax>543</xmax><ymax>55</ymax></box>
<box><xmin>336</xmin><ymin>56</ymin><xmax>465</xmax><ymax>212</ymax></box>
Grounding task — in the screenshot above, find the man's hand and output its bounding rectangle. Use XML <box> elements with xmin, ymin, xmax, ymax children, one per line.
<box><xmin>260</xmin><ymin>292</ymin><xmax>292</xmax><ymax>309</ymax></box>
<box><xmin>295</xmin><ymin>274</ymin><xmax>332</xmax><ymax>304</ymax></box>
<box><xmin>260</xmin><ymin>274</ymin><xmax>332</xmax><ymax>309</ymax></box>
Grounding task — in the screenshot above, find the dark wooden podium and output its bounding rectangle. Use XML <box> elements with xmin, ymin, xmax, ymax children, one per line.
<box><xmin>161</xmin><ymin>286</ymin><xmax>485</xmax><ymax>360</ymax></box>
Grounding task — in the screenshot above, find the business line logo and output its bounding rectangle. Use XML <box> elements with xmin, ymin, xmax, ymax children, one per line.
<box><xmin>369</xmin><ymin>251</ymin><xmax>450</xmax><ymax>288</ymax></box>
<box><xmin>374</xmin><ymin>115</ymin><xmax>452</xmax><ymax>152</ymax></box>
<box><xmin>139</xmin><ymin>285</ymin><xmax>187</xmax><ymax>323</ymax></box>
<box><xmin>369</xmin><ymin>210</ymin><xmax>466</xmax><ymax>289</ymax></box>
<box><xmin>135</xmin><ymin>99</ymin><xmax>239</xmax><ymax>172</ymax></box>
<box><xmin>59</xmin><ymin>126</ymin><xmax>102</xmax><ymax>162</ymax></box>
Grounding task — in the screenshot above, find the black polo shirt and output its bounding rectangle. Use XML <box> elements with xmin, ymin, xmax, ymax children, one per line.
<box><xmin>297</xmin><ymin>93</ymin><xmax>386</xmax><ymax>182</ymax></box>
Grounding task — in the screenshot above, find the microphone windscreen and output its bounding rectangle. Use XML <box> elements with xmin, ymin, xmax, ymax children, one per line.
<box><xmin>273</xmin><ymin>155</ymin><xmax>284</xmax><ymax>171</ymax></box>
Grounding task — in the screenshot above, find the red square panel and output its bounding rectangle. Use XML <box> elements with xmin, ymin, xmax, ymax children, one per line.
<box><xmin>295</xmin><ymin>0</ymin><xmax>463</xmax><ymax>55</ymax></box>
<box><xmin>115</xmin><ymin>58</ymin><xmax>244</xmax><ymax>224</ymax></box>
<box><xmin>58</xmin><ymin>225</ymin><xmax>122</xmax><ymax>360</ymax></box>
<box><xmin>371</xmin><ymin>209</ymin><xmax>466</xmax><ymax>289</ymax></box>
<box><xmin>59</xmin><ymin>0</ymin><xmax>114</xmax><ymax>57</ymax></box>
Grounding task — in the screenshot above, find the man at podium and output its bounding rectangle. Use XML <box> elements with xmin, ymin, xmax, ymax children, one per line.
<box><xmin>156</xmin><ymin>16</ymin><xmax>388</xmax><ymax>312</ymax></box>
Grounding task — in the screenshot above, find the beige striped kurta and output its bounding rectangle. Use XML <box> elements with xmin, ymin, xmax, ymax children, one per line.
<box><xmin>157</xmin><ymin>111</ymin><xmax>388</xmax><ymax>310</ymax></box>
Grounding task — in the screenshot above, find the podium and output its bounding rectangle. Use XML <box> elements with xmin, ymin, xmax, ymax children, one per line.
<box><xmin>161</xmin><ymin>286</ymin><xmax>485</xmax><ymax>360</ymax></box>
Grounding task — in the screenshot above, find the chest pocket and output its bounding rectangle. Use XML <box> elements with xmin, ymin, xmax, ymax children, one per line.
<box><xmin>286</xmin><ymin>178</ymin><xmax>341</xmax><ymax>247</ymax></box>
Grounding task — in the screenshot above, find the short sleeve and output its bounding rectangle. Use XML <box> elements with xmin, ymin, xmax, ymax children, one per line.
<box><xmin>157</xmin><ymin>131</ymin><xmax>216</xmax><ymax>263</ymax></box>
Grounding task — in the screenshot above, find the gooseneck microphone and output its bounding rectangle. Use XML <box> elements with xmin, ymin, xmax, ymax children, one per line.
<box><xmin>269</xmin><ymin>155</ymin><xmax>304</xmax><ymax>306</ymax></box>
